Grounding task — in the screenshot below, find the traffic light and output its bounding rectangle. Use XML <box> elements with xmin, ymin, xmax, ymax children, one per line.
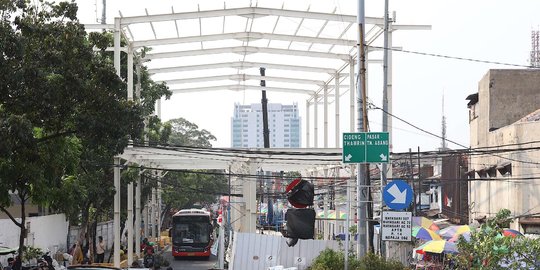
<box><xmin>283</xmin><ymin>178</ymin><xmax>315</xmax><ymax>247</ymax></box>
<box><xmin>286</xmin><ymin>178</ymin><xmax>314</xmax><ymax>208</ymax></box>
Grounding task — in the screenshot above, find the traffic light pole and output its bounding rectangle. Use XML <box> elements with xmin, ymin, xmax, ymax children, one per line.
<box><xmin>356</xmin><ymin>0</ymin><xmax>369</xmax><ymax>259</ymax></box>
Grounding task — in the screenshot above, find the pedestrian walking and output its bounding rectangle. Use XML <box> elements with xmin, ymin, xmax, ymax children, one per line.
<box><xmin>72</xmin><ymin>242</ymin><xmax>84</xmax><ymax>265</ymax></box>
<box><xmin>96</xmin><ymin>236</ymin><xmax>105</xmax><ymax>263</ymax></box>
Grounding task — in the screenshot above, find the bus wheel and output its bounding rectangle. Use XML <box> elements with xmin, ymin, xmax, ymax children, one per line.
<box><xmin>174</xmin><ymin>256</ymin><xmax>180</xmax><ymax>261</ymax></box>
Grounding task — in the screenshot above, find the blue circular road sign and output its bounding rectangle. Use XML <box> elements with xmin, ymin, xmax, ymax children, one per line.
<box><xmin>382</xmin><ymin>180</ymin><xmax>413</xmax><ymax>210</ymax></box>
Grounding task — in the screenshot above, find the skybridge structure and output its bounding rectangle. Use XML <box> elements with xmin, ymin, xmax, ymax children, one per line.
<box><xmin>84</xmin><ymin>3</ymin><xmax>430</xmax><ymax>267</ymax></box>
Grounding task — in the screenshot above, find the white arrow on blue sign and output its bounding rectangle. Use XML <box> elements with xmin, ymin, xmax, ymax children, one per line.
<box><xmin>382</xmin><ymin>180</ymin><xmax>413</xmax><ymax>210</ymax></box>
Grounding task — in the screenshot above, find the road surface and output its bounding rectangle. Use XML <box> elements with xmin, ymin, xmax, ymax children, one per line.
<box><xmin>163</xmin><ymin>249</ymin><xmax>218</xmax><ymax>270</ymax></box>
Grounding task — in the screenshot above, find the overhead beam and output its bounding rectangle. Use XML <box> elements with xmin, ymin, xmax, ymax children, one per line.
<box><xmin>158</xmin><ymin>74</ymin><xmax>325</xmax><ymax>86</ymax></box>
<box><xmin>84</xmin><ymin>24</ymin><xmax>114</xmax><ymax>30</ymax></box>
<box><xmin>133</xmin><ymin>32</ymin><xmax>357</xmax><ymax>47</ymax></box>
<box><xmin>144</xmin><ymin>46</ymin><xmax>350</xmax><ymax>60</ymax></box>
<box><xmin>119</xmin><ymin>7</ymin><xmax>383</xmax><ymax>25</ymax></box>
<box><xmin>168</xmin><ymin>84</ymin><xmax>315</xmax><ymax>95</ymax></box>
<box><xmin>390</xmin><ymin>24</ymin><xmax>432</xmax><ymax>31</ymax></box>
<box><xmin>159</xmin><ymin>75</ymin><xmax>352</xmax><ymax>89</ymax></box>
<box><xmin>148</xmin><ymin>61</ymin><xmax>336</xmax><ymax>74</ymax></box>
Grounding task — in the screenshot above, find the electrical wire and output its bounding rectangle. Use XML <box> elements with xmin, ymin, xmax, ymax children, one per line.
<box><xmin>368</xmin><ymin>45</ymin><xmax>538</xmax><ymax>69</ymax></box>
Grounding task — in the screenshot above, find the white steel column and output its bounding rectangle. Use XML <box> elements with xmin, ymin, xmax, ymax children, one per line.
<box><xmin>127</xmin><ymin>179</ymin><xmax>133</xmax><ymax>265</ymax></box>
<box><xmin>113</xmin><ymin>157</ymin><xmax>121</xmax><ymax>268</ymax></box>
<box><xmin>143</xmin><ymin>204</ymin><xmax>148</xmax><ymax>238</ymax></box>
<box><xmin>349</xmin><ymin>58</ymin><xmax>355</xmax><ymax>132</ymax></box>
<box><xmin>114</xmin><ymin>18</ymin><xmax>120</xmax><ymax>77</ymax></box>
<box><xmin>157</xmin><ymin>99</ymin><xmax>162</xmax><ymax>118</ymax></box>
<box><xmin>151</xmin><ymin>185</ymin><xmax>157</xmax><ymax>239</ymax></box>
<box><xmin>334</xmin><ymin>168</ymin><xmax>340</xmax><ymax>240</ymax></box>
<box><xmin>135</xmin><ymin>63</ymin><xmax>142</xmax><ymax>257</ymax></box>
<box><xmin>242</xmin><ymin>160</ymin><xmax>257</xmax><ymax>233</ymax></box>
<box><xmin>127</xmin><ymin>46</ymin><xmax>134</xmax><ymax>266</ymax></box>
<box><xmin>335</xmin><ymin>73</ymin><xmax>340</xmax><ymax>147</ymax></box>
<box><xmin>323</xmin><ymin>84</ymin><xmax>328</xmax><ymax>148</ymax></box>
<box><xmin>306</xmin><ymin>100</ymin><xmax>310</xmax><ymax>148</ymax></box>
<box><xmin>157</xmin><ymin>180</ymin><xmax>162</xmax><ymax>248</ymax></box>
<box><xmin>136</xmin><ymin>172</ymin><xmax>141</xmax><ymax>257</ymax></box>
<box><xmin>113</xmin><ymin>17</ymin><xmax>121</xmax><ymax>268</ymax></box>
<box><xmin>323</xmin><ymin>169</ymin><xmax>329</xmax><ymax>239</ymax></box>
<box><xmin>313</xmin><ymin>93</ymin><xmax>319</xmax><ymax>148</ymax></box>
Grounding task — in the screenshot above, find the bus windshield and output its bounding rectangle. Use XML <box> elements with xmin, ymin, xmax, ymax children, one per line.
<box><xmin>172</xmin><ymin>216</ymin><xmax>211</xmax><ymax>245</ymax></box>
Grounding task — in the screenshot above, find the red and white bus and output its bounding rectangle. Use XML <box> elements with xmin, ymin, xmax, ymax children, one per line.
<box><xmin>171</xmin><ymin>209</ymin><xmax>214</xmax><ymax>259</ymax></box>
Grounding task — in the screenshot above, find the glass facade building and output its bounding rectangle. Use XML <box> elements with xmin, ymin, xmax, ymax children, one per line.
<box><xmin>231</xmin><ymin>103</ymin><xmax>301</xmax><ymax>148</ymax></box>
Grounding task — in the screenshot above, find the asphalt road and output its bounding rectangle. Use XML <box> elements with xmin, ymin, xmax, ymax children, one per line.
<box><xmin>162</xmin><ymin>250</ymin><xmax>218</xmax><ymax>270</ymax></box>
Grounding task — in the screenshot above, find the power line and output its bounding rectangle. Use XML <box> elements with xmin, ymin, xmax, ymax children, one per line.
<box><xmin>369</xmin><ymin>103</ymin><xmax>540</xmax><ymax>165</ymax></box>
<box><xmin>368</xmin><ymin>45</ymin><xmax>538</xmax><ymax>69</ymax></box>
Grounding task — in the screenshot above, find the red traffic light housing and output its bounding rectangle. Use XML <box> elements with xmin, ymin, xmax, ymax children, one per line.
<box><xmin>285</xmin><ymin>178</ymin><xmax>314</xmax><ymax>208</ymax></box>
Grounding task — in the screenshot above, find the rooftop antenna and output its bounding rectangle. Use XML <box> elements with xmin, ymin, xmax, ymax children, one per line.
<box><xmin>531</xmin><ymin>29</ymin><xmax>540</xmax><ymax>68</ymax></box>
<box><xmin>440</xmin><ymin>91</ymin><xmax>448</xmax><ymax>150</ymax></box>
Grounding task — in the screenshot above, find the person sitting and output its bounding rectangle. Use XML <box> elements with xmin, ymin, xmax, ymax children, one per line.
<box><xmin>4</xmin><ymin>257</ymin><xmax>14</xmax><ymax>270</ymax></box>
<box><xmin>143</xmin><ymin>247</ymin><xmax>155</xmax><ymax>268</ymax></box>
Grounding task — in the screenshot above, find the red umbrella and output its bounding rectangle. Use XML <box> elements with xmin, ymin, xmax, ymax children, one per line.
<box><xmin>502</xmin><ymin>229</ymin><xmax>522</xmax><ymax>237</ymax></box>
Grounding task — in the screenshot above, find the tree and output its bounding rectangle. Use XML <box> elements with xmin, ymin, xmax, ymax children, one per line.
<box><xmin>155</xmin><ymin>118</ymin><xmax>226</xmax><ymax>226</ymax></box>
<box><xmin>455</xmin><ymin>209</ymin><xmax>540</xmax><ymax>269</ymax></box>
<box><xmin>308</xmin><ymin>249</ymin><xmax>406</xmax><ymax>270</ymax></box>
<box><xmin>0</xmin><ymin>0</ymin><xmax>144</xmax><ymax>257</ymax></box>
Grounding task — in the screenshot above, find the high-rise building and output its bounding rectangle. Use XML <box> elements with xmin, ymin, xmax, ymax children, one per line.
<box><xmin>231</xmin><ymin>103</ymin><xmax>301</xmax><ymax>148</ymax></box>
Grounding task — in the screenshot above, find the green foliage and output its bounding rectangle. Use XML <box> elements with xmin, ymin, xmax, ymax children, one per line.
<box><xmin>152</xmin><ymin>117</ymin><xmax>226</xmax><ymax>211</ymax></box>
<box><xmin>23</xmin><ymin>246</ymin><xmax>43</xmax><ymax>262</ymax></box>
<box><xmin>309</xmin><ymin>248</ymin><xmax>345</xmax><ymax>270</ymax></box>
<box><xmin>0</xmin><ymin>0</ymin><xmax>154</xmax><ymax>254</ymax></box>
<box><xmin>308</xmin><ymin>249</ymin><xmax>405</xmax><ymax>270</ymax></box>
<box><xmin>455</xmin><ymin>209</ymin><xmax>540</xmax><ymax>269</ymax></box>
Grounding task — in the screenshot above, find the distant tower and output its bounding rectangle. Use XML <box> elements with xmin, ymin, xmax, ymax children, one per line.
<box><xmin>440</xmin><ymin>93</ymin><xmax>448</xmax><ymax>150</ymax></box>
<box><xmin>531</xmin><ymin>30</ymin><xmax>540</xmax><ymax>68</ymax></box>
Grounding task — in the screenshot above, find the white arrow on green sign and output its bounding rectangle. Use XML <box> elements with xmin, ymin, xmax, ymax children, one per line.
<box><xmin>342</xmin><ymin>132</ymin><xmax>389</xmax><ymax>163</ymax></box>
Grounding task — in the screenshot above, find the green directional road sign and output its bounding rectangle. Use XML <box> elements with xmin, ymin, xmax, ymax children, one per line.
<box><xmin>342</xmin><ymin>132</ymin><xmax>389</xmax><ymax>163</ymax></box>
<box><xmin>365</xmin><ymin>132</ymin><xmax>389</xmax><ymax>163</ymax></box>
<box><xmin>342</xmin><ymin>132</ymin><xmax>366</xmax><ymax>163</ymax></box>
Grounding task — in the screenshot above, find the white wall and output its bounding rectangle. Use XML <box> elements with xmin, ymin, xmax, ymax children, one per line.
<box><xmin>0</xmin><ymin>214</ymin><xmax>69</xmax><ymax>253</ymax></box>
<box><xmin>230</xmin><ymin>232</ymin><xmax>340</xmax><ymax>270</ymax></box>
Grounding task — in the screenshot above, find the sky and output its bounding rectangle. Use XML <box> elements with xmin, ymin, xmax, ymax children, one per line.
<box><xmin>74</xmin><ymin>0</ymin><xmax>540</xmax><ymax>153</ymax></box>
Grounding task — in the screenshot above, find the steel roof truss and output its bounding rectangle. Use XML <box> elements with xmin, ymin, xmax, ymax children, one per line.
<box><xmin>148</xmin><ymin>61</ymin><xmax>336</xmax><ymax>74</ymax></box>
<box><xmin>132</xmin><ymin>32</ymin><xmax>357</xmax><ymax>48</ymax></box>
<box><xmin>119</xmin><ymin>7</ymin><xmax>383</xmax><ymax>25</ymax></box>
<box><xmin>143</xmin><ymin>46</ymin><xmax>350</xmax><ymax>60</ymax></box>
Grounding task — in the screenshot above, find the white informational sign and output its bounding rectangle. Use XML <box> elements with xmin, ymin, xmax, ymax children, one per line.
<box><xmin>381</xmin><ymin>211</ymin><xmax>412</xmax><ymax>241</ymax></box>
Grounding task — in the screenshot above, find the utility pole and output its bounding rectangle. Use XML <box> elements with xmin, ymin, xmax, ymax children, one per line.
<box><xmin>380</xmin><ymin>0</ymin><xmax>390</xmax><ymax>255</ymax></box>
<box><xmin>101</xmin><ymin>0</ymin><xmax>106</xmax><ymax>24</ymax></box>
<box><xmin>356</xmin><ymin>0</ymin><xmax>369</xmax><ymax>258</ymax></box>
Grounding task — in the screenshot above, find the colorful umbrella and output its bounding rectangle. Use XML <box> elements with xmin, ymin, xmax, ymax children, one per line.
<box><xmin>416</xmin><ymin>240</ymin><xmax>458</xmax><ymax>254</ymax></box>
<box><xmin>439</xmin><ymin>225</ymin><xmax>471</xmax><ymax>239</ymax></box>
<box><xmin>449</xmin><ymin>231</ymin><xmax>471</xmax><ymax>243</ymax></box>
<box><xmin>327</xmin><ymin>211</ymin><xmax>337</xmax><ymax>219</ymax></box>
<box><xmin>502</xmin><ymin>228</ymin><xmax>522</xmax><ymax>237</ymax></box>
<box><xmin>412</xmin><ymin>227</ymin><xmax>442</xmax><ymax>241</ymax></box>
<box><xmin>412</xmin><ymin>216</ymin><xmax>440</xmax><ymax>231</ymax></box>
